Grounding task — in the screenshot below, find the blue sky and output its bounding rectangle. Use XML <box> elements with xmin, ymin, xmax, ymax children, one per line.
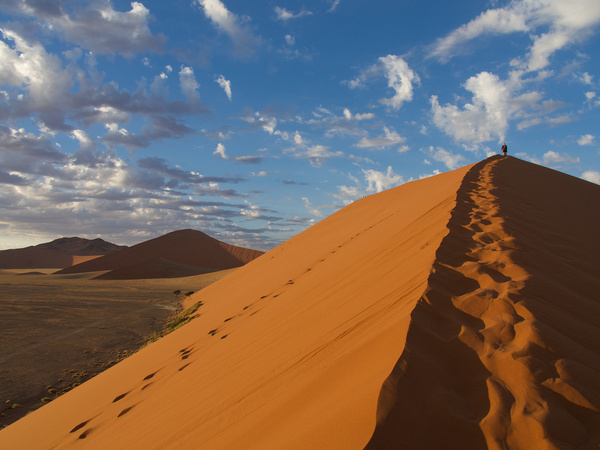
<box><xmin>0</xmin><ymin>0</ymin><xmax>599</xmax><ymax>251</ymax></box>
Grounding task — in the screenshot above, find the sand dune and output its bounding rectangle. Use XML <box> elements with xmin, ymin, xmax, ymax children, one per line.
<box><xmin>1</xmin><ymin>156</ymin><xmax>599</xmax><ymax>449</ymax></box>
<box><xmin>0</xmin><ymin>237</ymin><xmax>125</xmax><ymax>269</ymax></box>
<box><xmin>56</xmin><ymin>229</ymin><xmax>264</xmax><ymax>278</ymax></box>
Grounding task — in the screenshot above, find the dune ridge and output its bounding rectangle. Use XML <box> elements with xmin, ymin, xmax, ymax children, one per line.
<box><xmin>1</xmin><ymin>156</ymin><xmax>598</xmax><ymax>449</ymax></box>
<box><xmin>367</xmin><ymin>156</ymin><xmax>600</xmax><ymax>449</ymax></box>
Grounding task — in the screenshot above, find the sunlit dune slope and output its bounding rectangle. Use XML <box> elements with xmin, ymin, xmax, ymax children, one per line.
<box><xmin>0</xmin><ymin>156</ymin><xmax>469</xmax><ymax>449</ymax></box>
<box><xmin>56</xmin><ymin>229</ymin><xmax>264</xmax><ymax>277</ymax></box>
<box><xmin>2</xmin><ymin>156</ymin><xmax>599</xmax><ymax>449</ymax></box>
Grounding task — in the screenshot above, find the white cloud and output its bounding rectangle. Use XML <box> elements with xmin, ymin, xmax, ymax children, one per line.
<box><xmin>216</xmin><ymin>74</ymin><xmax>232</xmax><ymax>100</ymax></box>
<box><xmin>179</xmin><ymin>66</ymin><xmax>200</xmax><ymax>103</ymax></box>
<box><xmin>577</xmin><ymin>134</ymin><xmax>594</xmax><ymax>145</ymax></box>
<box><xmin>378</xmin><ymin>55</ymin><xmax>419</xmax><ymax>109</ymax></box>
<box><xmin>430</xmin><ymin>71</ymin><xmax>553</xmax><ymax>144</ymax></box>
<box><xmin>424</xmin><ymin>146</ymin><xmax>466</xmax><ymax>170</ymax></box>
<box><xmin>71</xmin><ymin>129</ymin><xmax>96</xmax><ymax>152</ymax></box>
<box><xmin>430</xmin><ymin>0</ymin><xmax>600</xmax><ymax>73</ymax></box>
<box><xmin>0</xmin><ymin>29</ymin><xmax>72</xmax><ymax>113</ymax></box>
<box><xmin>578</xmin><ymin>72</ymin><xmax>593</xmax><ymax>85</ymax></box>
<box><xmin>581</xmin><ymin>170</ymin><xmax>600</xmax><ymax>184</ymax></box>
<box><xmin>343</xmin><ymin>108</ymin><xmax>374</xmax><ymax>121</ymax></box>
<box><xmin>542</xmin><ymin>150</ymin><xmax>580</xmax><ymax>166</ymax></box>
<box><xmin>274</xmin><ymin>7</ymin><xmax>313</xmax><ymax>21</ymax></box>
<box><xmin>214</xmin><ymin>142</ymin><xmax>227</xmax><ymax>159</ymax></box>
<box><xmin>11</xmin><ymin>1</ymin><xmax>165</xmax><ymax>57</ymax></box>
<box><xmin>333</xmin><ymin>184</ymin><xmax>362</xmax><ymax>202</ymax></box>
<box><xmin>419</xmin><ymin>169</ymin><xmax>441</xmax><ymax>179</ymax></box>
<box><xmin>284</xmin><ymin>144</ymin><xmax>343</xmax><ymax>167</ymax></box>
<box><xmin>328</xmin><ymin>0</ymin><xmax>341</xmax><ymax>12</ymax></box>
<box><xmin>196</xmin><ymin>0</ymin><xmax>260</xmax><ymax>58</ymax></box>
<box><xmin>302</xmin><ymin>197</ymin><xmax>324</xmax><ymax>218</ymax></box>
<box><xmin>430</xmin><ymin>8</ymin><xmax>528</xmax><ymax>62</ymax></box>
<box><xmin>431</xmin><ymin>72</ymin><xmax>510</xmax><ymax>143</ymax></box>
<box><xmin>363</xmin><ymin>166</ymin><xmax>404</xmax><ymax>193</ymax></box>
<box><xmin>356</xmin><ymin>126</ymin><xmax>406</xmax><ymax>149</ymax></box>
<box><xmin>213</xmin><ymin>143</ymin><xmax>262</xmax><ymax>164</ymax></box>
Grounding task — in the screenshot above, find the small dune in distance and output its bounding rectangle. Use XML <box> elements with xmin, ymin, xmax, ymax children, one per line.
<box><xmin>1</xmin><ymin>156</ymin><xmax>599</xmax><ymax>449</ymax></box>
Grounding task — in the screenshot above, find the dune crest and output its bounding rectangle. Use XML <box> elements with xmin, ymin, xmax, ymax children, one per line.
<box><xmin>367</xmin><ymin>156</ymin><xmax>600</xmax><ymax>449</ymax></box>
<box><xmin>1</xmin><ymin>157</ymin><xmax>599</xmax><ymax>449</ymax></box>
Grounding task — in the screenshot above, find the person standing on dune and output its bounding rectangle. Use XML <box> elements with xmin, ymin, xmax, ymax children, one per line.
<box><xmin>501</xmin><ymin>142</ymin><xmax>507</xmax><ymax>156</ymax></box>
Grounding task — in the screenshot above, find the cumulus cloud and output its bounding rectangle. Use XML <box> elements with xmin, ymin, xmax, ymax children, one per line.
<box><xmin>542</xmin><ymin>150</ymin><xmax>580</xmax><ymax>166</ymax></box>
<box><xmin>213</xmin><ymin>143</ymin><xmax>262</xmax><ymax>164</ymax></box>
<box><xmin>429</xmin><ymin>0</ymin><xmax>600</xmax><ymax>72</ymax></box>
<box><xmin>195</xmin><ymin>0</ymin><xmax>260</xmax><ymax>58</ymax></box>
<box><xmin>424</xmin><ymin>146</ymin><xmax>466</xmax><ymax>170</ymax></box>
<box><xmin>179</xmin><ymin>66</ymin><xmax>200</xmax><ymax>104</ymax></box>
<box><xmin>241</xmin><ymin>110</ymin><xmax>278</xmax><ymax>135</ymax></box>
<box><xmin>577</xmin><ymin>134</ymin><xmax>594</xmax><ymax>145</ymax></box>
<box><xmin>581</xmin><ymin>170</ymin><xmax>600</xmax><ymax>184</ymax></box>
<box><xmin>344</xmin><ymin>55</ymin><xmax>418</xmax><ymax>110</ymax></box>
<box><xmin>430</xmin><ymin>71</ymin><xmax>555</xmax><ymax>144</ymax></box>
<box><xmin>364</xmin><ymin>166</ymin><xmax>404</xmax><ymax>193</ymax></box>
<box><xmin>216</xmin><ymin>74</ymin><xmax>232</xmax><ymax>100</ymax></box>
<box><xmin>343</xmin><ymin>108</ymin><xmax>374</xmax><ymax>121</ymax></box>
<box><xmin>379</xmin><ymin>55</ymin><xmax>420</xmax><ymax>109</ymax></box>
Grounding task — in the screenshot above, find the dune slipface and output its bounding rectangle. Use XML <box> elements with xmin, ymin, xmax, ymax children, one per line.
<box><xmin>1</xmin><ymin>156</ymin><xmax>599</xmax><ymax>449</ymax></box>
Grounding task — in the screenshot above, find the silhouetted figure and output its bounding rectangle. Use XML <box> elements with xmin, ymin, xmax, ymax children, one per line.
<box><xmin>501</xmin><ymin>142</ymin><xmax>507</xmax><ymax>156</ymax></box>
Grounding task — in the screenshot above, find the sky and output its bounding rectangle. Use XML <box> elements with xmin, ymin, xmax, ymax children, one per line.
<box><xmin>0</xmin><ymin>0</ymin><xmax>599</xmax><ymax>251</ymax></box>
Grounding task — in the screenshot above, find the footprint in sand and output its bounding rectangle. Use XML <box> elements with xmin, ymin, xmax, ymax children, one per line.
<box><xmin>117</xmin><ymin>406</ymin><xmax>135</xmax><ymax>417</ymax></box>
<box><xmin>112</xmin><ymin>392</ymin><xmax>129</xmax><ymax>403</ymax></box>
<box><xmin>70</xmin><ymin>420</ymin><xmax>90</xmax><ymax>434</ymax></box>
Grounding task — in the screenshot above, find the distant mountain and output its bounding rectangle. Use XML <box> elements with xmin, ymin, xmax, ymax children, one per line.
<box><xmin>0</xmin><ymin>237</ymin><xmax>127</xmax><ymax>269</ymax></box>
<box><xmin>56</xmin><ymin>229</ymin><xmax>264</xmax><ymax>279</ymax></box>
<box><xmin>37</xmin><ymin>237</ymin><xmax>126</xmax><ymax>256</ymax></box>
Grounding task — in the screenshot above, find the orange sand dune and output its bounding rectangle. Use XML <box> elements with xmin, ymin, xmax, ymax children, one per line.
<box><xmin>56</xmin><ymin>229</ymin><xmax>264</xmax><ymax>277</ymax></box>
<box><xmin>1</xmin><ymin>156</ymin><xmax>599</xmax><ymax>449</ymax></box>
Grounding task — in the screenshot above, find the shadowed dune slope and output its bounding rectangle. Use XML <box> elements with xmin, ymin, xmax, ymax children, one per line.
<box><xmin>56</xmin><ymin>229</ymin><xmax>264</xmax><ymax>277</ymax></box>
<box><xmin>2</xmin><ymin>156</ymin><xmax>599</xmax><ymax>449</ymax></box>
<box><xmin>0</xmin><ymin>237</ymin><xmax>124</xmax><ymax>269</ymax></box>
<box><xmin>0</xmin><ymin>160</ymin><xmax>471</xmax><ymax>449</ymax></box>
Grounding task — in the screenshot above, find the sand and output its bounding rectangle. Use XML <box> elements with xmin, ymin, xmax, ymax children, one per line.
<box><xmin>1</xmin><ymin>156</ymin><xmax>598</xmax><ymax>449</ymax></box>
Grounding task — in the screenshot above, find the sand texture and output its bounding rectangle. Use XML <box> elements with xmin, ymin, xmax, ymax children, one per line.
<box><xmin>56</xmin><ymin>229</ymin><xmax>264</xmax><ymax>278</ymax></box>
<box><xmin>1</xmin><ymin>156</ymin><xmax>598</xmax><ymax>449</ymax></box>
